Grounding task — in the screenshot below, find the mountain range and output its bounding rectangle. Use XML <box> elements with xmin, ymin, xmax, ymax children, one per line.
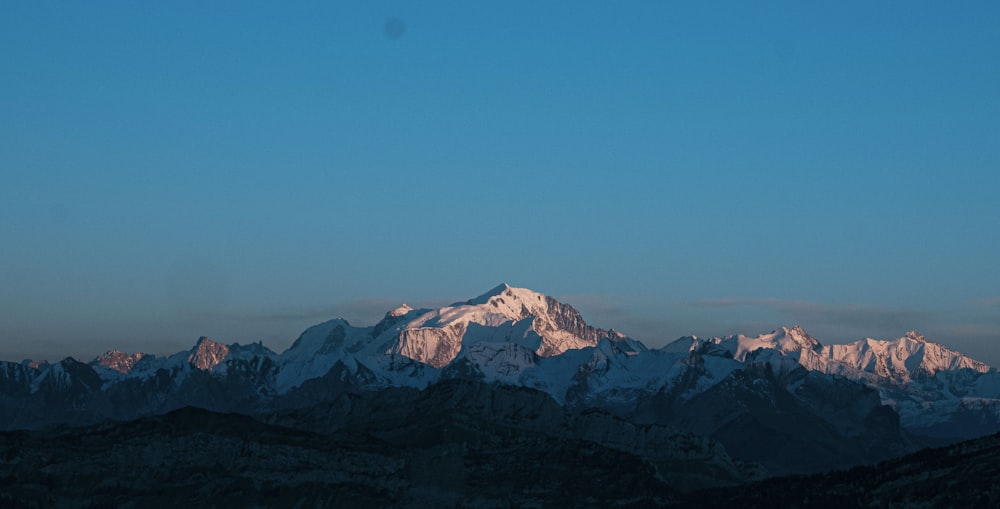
<box><xmin>3</xmin><ymin>284</ymin><xmax>1000</xmax><ymax>479</ymax></box>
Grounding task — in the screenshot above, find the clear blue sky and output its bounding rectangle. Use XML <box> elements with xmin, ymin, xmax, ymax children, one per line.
<box><xmin>3</xmin><ymin>2</ymin><xmax>999</xmax><ymax>364</ymax></box>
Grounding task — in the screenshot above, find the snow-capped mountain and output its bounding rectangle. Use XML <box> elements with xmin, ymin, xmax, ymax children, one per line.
<box><xmin>2</xmin><ymin>284</ymin><xmax>998</xmax><ymax>473</ymax></box>
<box><xmin>664</xmin><ymin>327</ymin><xmax>1000</xmax><ymax>437</ymax></box>
<box><xmin>273</xmin><ymin>283</ymin><xmax>641</xmax><ymax>392</ymax></box>
<box><xmin>666</xmin><ymin>327</ymin><xmax>988</xmax><ymax>382</ymax></box>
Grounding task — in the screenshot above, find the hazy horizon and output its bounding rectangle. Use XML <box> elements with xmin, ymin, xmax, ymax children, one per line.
<box><xmin>6</xmin><ymin>282</ymin><xmax>1000</xmax><ymax>369</ymax></box>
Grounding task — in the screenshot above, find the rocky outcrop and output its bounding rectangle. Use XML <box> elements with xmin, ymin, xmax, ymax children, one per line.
<box><xmin>94</xmin><ymin>350</ymin><xmax>146</xmax><ymax>374</ymax></box>
<box><xmin>188</xmin><ymin>337</ymin><xmax>229</xmax><ymax>371</ymax></box>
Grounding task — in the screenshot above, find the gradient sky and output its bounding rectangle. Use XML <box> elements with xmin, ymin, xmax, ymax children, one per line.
<box><xmin>3</xmin><ymin>2</ymin><xmax>999</xmax><ymax>365</ymax></box>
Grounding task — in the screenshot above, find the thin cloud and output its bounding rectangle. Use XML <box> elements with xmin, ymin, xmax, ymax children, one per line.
<box><xmin>335</xmin><ymin>297</ymin><xmax>454</xmax><ymax>325</ymax></box>
<box><xmin>556</xmin><ymin>293</ymin><xmax>685</xmax><ymax>344</ymax></box>
<box><xmin>556</xmin><ymin>293</ymin><xmax>631</xmax><ymax>321</ymax></box>
<box><xmin>970</xmin><ymin>297</ymin><xmax>1000</xmax><ymax>308</ymax></box>
<box><xmin>685</xmin><ymin>297</ymin><xmax>926</xmax><ymax>340</ymax></box>
<box><xmin>688</xmin><ymin>297</ymin><xmax>816</xmax><ymax>310</ymax></box>
<box><xmin>946</xmin><ymin>324</ymin><xmax>1000</xmax><ymax>339</ymax></box>
<box><xmin>171</xmin><ymin>296</ymin><xmax>455</xmax><ymax>330</ymax></box>
<box><xmin>181</xmin><ymin>308</ymin><xmax>332</xmax><ymax>324</ymax></box>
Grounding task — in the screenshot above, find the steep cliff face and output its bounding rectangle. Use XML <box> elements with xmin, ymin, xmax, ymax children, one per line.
<box><xmin>188</xmin><ymin>337</ymin><xmax>229</xmax><ymax>371</ymax></box>
<box><xmin>94</xmin><ymin>350</ymin><xmax>145</xmax><ymax>374</ymax></box>
<box><xmin>0</xmin><ymin>361</ymin><xmax>38</xmax><ymax>395</ymax></box>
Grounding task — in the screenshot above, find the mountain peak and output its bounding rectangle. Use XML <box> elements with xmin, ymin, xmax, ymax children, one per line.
<box><xmin>22</xmin><ymin>359</ymin><xmax>49</xmax><ymax>370</ymax></box>
<box><xmin>491</xmin><ymin>282</ymin><xmax>512</xmax><ymax>292</ymax></box>
<box><xmin>781</xmin><ymin>325</ymin><xmax>821</xmax><ymax>350</ymax></box>
<box><xmin>94</xmin><ymin>349</ymin><xmax>145</xmax><ymax>374</ymax></box>
<box><xmin>389</xmin><ymin>304</ymin><xmax>413</xmax><ymax>317</ymax></box>
<box><xmin>370</xmin><ymin>284</ymin><xmax>641</xmax><ymax>367</ymax></box>
<box><xmin>466</xmin><ymin>283</ymin><xmax>514</xmax><ymax>305</ymax></box>
<box><xmin>188</xmin><ymin>337</ymin><xmax>229</xmax><ymax>371</ymax></box>
<box><xmin>457</xmin><ymin>284</ymin><xmax>551</xmax><ymax>315</ymax></box>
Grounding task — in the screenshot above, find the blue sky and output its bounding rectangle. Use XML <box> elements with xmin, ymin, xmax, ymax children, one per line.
<box><xmin>2</xmin><ymin>2</ymin><xmax>999</xmax><ymax>364</ymax></box>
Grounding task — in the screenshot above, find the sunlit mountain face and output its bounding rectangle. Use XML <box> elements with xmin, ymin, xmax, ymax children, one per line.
<box><xmin>0</xmin><ymin>284</ymin><xmax>1000</xmax><ymax>503</ymax></box>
